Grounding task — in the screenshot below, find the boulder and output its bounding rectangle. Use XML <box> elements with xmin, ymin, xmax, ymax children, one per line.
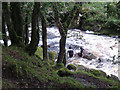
<box><xmin>67</xmin><ymin>64</ymin><xmax>76</xmax><ymax>70</ymax></box>
<box><xmin>77</xmin><ymin>65</ymin><xmax>90</xmax><ymax>72</ymax></box>
<box><xmin>83</xmin><ymin>51</ymin><xmax>97</xmax><ymax>60</ymax></box>
<box><xmin>107</xmin><ymin>74</ymin><xmax>120</xmax><ymax>81</ymax></box>
<box><xmin>57</xmin><ymin>68</ymin><xmax>74</xmax><ymax>77</ymax></box>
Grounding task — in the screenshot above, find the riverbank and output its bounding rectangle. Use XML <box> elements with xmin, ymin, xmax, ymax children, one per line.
<box><xmin>2</xmin><ymin>46</ymin><xmax>120</xmax><ymax>89</ymax></box>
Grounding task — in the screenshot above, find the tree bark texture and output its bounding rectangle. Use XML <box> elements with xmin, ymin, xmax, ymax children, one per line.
<box><xmin>26</xmin><ymin>2</ymin><xmax>40</xmax><ymax>55</ymax></box>
<box><xmin>41</xmin><ymin>15</ymin><xmax>48</xmax><ymax>62</ymax></box>
<box><xmin>10</xmin><ymin>2</ymin><xmax>24</xmax><ymax>43</ymax></box>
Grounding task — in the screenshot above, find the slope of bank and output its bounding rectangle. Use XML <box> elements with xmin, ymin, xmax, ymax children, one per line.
<box><xmin>2</xmin><ymin>46</ymin><xmax>120</xmax><ymax>89</ymax></box>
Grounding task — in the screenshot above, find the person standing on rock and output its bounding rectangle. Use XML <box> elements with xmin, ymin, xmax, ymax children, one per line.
<box><xmin>78</xmin><ymin>47</ymin><xmax>84</xmax><ymax>57</ymax></box>
<box><xmin>67</xmin><ymin>46</ymin><xmax>74</xmax><ymax>58</ymax></box>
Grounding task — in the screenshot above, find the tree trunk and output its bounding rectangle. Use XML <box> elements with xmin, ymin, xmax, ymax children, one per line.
<box><xmin>26</xmin><ymin>2</ymin><xmax>40</xmax><ymax>55</ymax></box>
<box><xmin>25</xmin><ymin>16</ymin><xmax>29</xmax><ymax>45</ymax></box>
<box><xmin>53</xmin><ymin>3</ymin><xmax>66</xmax><ymax>63</ymax></box>
<box><xmin>10</xmin><ymin>2</ymin><xmax>24</xmax><ymax>44</ymax></box>
<box><xmin>53</xmin><ymin>3</ymin><xmax>81</xmax><ymax>65</ymax></box>
<box><xmin>2</xmin><ymin>2</ymin><xmax>21</xmax><ymax>46</ymax></box>
<box><xmin>41</xmin><ymin>15</ymin><xmax>47</xmax><ymax>62</ymax></box>
<box><xmin>63</xmin><ymin>49</ymin><xmax>66</xmax><ymax>66</ymax></box>
<box><xmin>2</xmin><ymin>15</ymin><xmax>8</xmax><ymax>47</ymax></box>
<box><xmin>57</xmin><ymin>35</ymin><xmax>66</xmax><ymax>63</ymax></box>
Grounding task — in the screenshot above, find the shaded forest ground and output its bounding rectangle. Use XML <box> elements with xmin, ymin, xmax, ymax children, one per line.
<box><xmin>2</xmin><ymin>46</ymin><xmax>120</xmax><ymax>89</ymax></box>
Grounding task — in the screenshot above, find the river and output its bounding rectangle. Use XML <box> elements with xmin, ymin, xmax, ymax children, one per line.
<box><xmin>42</xmin><ymin>27</ymin><xmax>119</xmax><ymax>79</ymax></box>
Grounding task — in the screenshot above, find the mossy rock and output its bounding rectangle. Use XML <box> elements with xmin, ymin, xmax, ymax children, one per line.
<box><xmin>67</xmin><ymin>64</ymin><xmax>76</xmax><ymax>71</ymax></box>
<box><xmin>107</xmin><ymin>74</ymin><xmax>120</xmax><ymax>82</ymax></box>
<box><xmin>83</xmin><ymin>51</ymin><xmax>97</xmax><ymax>60</ymax></box>
<box><xmin>57</xmin><ymin>68</ymin><xmax>74</xmax><ymax>77</ymax></box>
<box><xmin>89</xmin><ymin>69</ymin><xmax>107</xmax><ymax>77</ymax></box>
<box><xmin>77</xmin><ymin>65</ymin><xmax>90</xmax><ymax>72</ymax></box>
<box><xmin>53</xmin><ymin>63</ymin><xmax>65</xmax><ymax>70</ymax></box>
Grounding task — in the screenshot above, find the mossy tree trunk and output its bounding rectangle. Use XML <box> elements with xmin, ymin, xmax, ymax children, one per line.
<box><xmin>63</xmin><ymin>49</ymin><xmax>66</xmax><ymax>66</ymax></box>
<box><xmin>2</xmin><ymin>15</ymin><xmax>8</xmax><ymax>47</ymax></box>
<box><xmin>10</xmin><ymin>2</ymin><xmax>24</xmax><ymax>45</ymax></box>
<box><xmin>2</xmin><ymin>2</ymin><xmax>21</xmax><ymax>46</ymax></box>
<box><xmin>26</xmin><ymin>2</ymin><xmax>40</xmax><ymax>55</ymax></box>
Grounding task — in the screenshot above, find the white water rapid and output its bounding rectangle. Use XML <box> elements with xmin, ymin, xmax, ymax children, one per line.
<box><xmin>43</xmin><ymin>27</ymin><xmax>119</xmax><ymax>79</ymax></box>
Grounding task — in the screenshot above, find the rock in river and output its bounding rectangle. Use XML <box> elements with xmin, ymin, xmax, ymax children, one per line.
<box><xmin>83</xmin><ymin>51</ymin><xmax>97</xmax><ymax>60</ymax></box>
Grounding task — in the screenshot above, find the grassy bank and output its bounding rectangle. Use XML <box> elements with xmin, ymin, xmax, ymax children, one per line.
<box><xmin>2</xmin><ymin>45</ymin><xmax>119</xmax><ymax>89</ymax></box>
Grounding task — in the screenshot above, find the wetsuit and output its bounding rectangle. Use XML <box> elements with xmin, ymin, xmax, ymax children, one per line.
<box><xmin>68</xmin><ymin>49</ymin><xmax>73</xmax><ymax>58</ymax></box>
<box><xmin>78</xmin><ymin>48</ymin><xmax>84</xmax><ymax>57</ymax></box>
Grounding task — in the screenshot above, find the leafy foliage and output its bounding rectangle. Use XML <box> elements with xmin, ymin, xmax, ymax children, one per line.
<box><xmin>103</xmin><ymin>1</ymin><xmax>120</xmax><ymax>35</ymax></box>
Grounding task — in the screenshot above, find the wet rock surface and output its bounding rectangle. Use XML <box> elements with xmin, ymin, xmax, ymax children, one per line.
<box><xmin>83</xmin><ymin>51</ymin><xmax>97</xmax><ymax>60</ymax></box>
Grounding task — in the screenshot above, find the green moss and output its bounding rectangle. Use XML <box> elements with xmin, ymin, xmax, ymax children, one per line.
<box><xmin>96</xmin><ymin>76</ymin><xmax>119</xmax><ymax>87</ymax></box>
<box><xmin>67</xmin><ymin>64</ymin><xmax>76</xmax><ymax>70</ymax></box>
<box><xmin>53</xmin><ymin>63</ymin><xmax>65</xmax><ymax>70</ymax></box>
<box><xmin>89</xmin><ymin>69</ymin><xmax>107</xmax><ymax>77</ymax></box>
<box><xmin>59</xmin><ymin>77</ymin><xmax>84</xmax><ymax>88</ymax></box>
<box><xmin>57</xmin><ymin>68</ymin><xmax>74</xmax><ymax>77</ymax></box>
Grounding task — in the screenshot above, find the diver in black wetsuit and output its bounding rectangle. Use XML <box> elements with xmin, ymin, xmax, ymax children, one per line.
<box><xmin>67</xmin><ymin>46</ymin><xmax>74</xmax><ymax>58</ymax></box>
<box><xmin>78</xmin><ymin>47</ymin><xmax>84</xmax><ymax>57</ymax></box>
